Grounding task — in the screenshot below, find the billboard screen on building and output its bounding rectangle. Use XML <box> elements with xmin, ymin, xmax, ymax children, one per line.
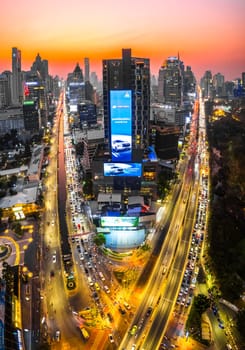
<box><xmin>101</xmin><ymin>216</ymin><xmax>139</xmax><ymax>227</ymax></box>
<box><xmin>110</xmin><ymin>90</ymin><xmax>132</xmax><ymax>162</ymax></box>
<box><xmin>104</xmin><ymin>162</ymin><xmax>142</xmax><ymax>177</ymax></box>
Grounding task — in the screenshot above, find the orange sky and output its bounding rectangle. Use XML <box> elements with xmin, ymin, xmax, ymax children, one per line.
<box><xmin>0</xmin><ymin>0</ymin><xmax>244</xmax><ymax>81</ymax></box>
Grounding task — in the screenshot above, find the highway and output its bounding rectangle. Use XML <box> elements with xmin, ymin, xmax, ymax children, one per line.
<box><xmin>119</xmin><ymin>101</ymin><xmax>200</xmax><ymax>350</ymax></box>
<box><xmin>38</xmin><ymin>94</ymin><xmax>237</xmax><ymax>350</ymax></box>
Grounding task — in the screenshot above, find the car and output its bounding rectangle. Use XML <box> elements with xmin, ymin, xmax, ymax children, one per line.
<box><xmin>94</xmin><ymin>282</ymin><xmax>100</xmax><ymax>291</ymax></box>
<box><xmin>52</xmin><ymin>254</ymin><xmax>56</xmax><ymax>263</ymax></box>
<box><xmin>146</xmin><ymin>306</ymin><xmax>153</xmax><ymax>317</ymax></box>
<box><xmin>119</xmin><ymin>306</ymin><xmax>126</xmax><ymax>315</ymax></box>
<box><xmin>107</xmin><ymin>312</ymin><xmax>114</xmax><ymax>322</ymax></box>
<box><xmin>129</xmin><ymin>325</ymin><xmax>138</xmax><ymax>336</ymax></box>
<box><xmin>98</xmin><ymin>272</ymin><xmax>105</xmax><ymax>281</ymax></box>
<box><xmin>93</xmin><ymin>292</ymin><xmax>99</xmax><ymax>301</ymax></box>
<box><xmin>131</xmin><ymin>345</ymin><xmax>136</xmax><ymax>350</ymax></box>
<box><xmin>104</xmin><ymin>285</ymin><xmax>110</xmax><ymax>294</ymax></box>
<box><xmin>108</xmin><ymin>334</ymin><xmax>114</xmax><ymax>343</ymax></box>
<box><xmin>124</xmin><ymin>302</ymin><xmax>131</xmax><ymax>310</ymax></box>
<box><xmin>87</xmin><ymin>261</ymin><xmax>92</xmax><ymax>269</ymax></box>
<box><xmin>87</xmin><ymin>277</ymin><xmax>94</xmax><ymax>287</ymax></box>
<box><xmin>55</xmin><ymin>330</ymin><xmax>60</xmax><ymax>342</ymax></box>
<box><xmin>112</xmin><ymin>139</ymin><xmax>131</xmax><ymax>152</ymax></box>
<box><xmin>107</xmin><ymin>166</ymin><xmax>124</xmax><ymax>175</ymax></box>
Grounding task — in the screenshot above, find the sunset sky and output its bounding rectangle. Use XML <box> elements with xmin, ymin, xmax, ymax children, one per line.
<box><xmin>0</xmin><ymin>0</ymin><xmax>244</xmax><ymax>81</ymax></box>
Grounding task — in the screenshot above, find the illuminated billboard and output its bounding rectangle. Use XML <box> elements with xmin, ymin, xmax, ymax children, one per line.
<box><xmin>110</xmin><ymin>90</ymin><xmax>132</xmax><ymax>162</ymax></box>
<box><xmin>104</xmin><ymin>163</ymin><xmax>142</xmax><ymax>177</ymax></box>
<box><xmin>101</xmin><ymin>216</ymin><xmax>139</xmax><ymax>227</ymax></box>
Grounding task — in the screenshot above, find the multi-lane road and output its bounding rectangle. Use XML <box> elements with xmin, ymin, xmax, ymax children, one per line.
<box><xmin>37</xmin><ymin>94</ymin><xmax>237</xmax><ymax>350</ymax></box>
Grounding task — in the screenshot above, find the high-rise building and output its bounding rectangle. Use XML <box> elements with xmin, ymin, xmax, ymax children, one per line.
<box><xmin>213</xmin><ymin>72</ymin><xmax>225</xmax><ymax>97</ymax></box>
<box><xmin>0</xmin><ymin>71</ymin><xmax>12</xmax><ymax>108</ymax></box>
<box><xmin>23</xmin><ymin>100</ymin><xmax>41</xmax><ymax>132</ymax></box>
<box><xmin>183</xmin><ymin>66</ymin><xmax>196</xmax><ymax>98</ymax></box>
<box><xmin>241</xmin><ymin>72</ymin><xmax>245</xmax><ymax>87</ymax></box>
<box><xmin>12</xmin><ymin>47</ymin><xmax>23</xmax><ymax>105</ymax></box>
<box><xmin>103</xmin><ymin>48</ymin><xmax>150</xmax><ymax>159</ymax></box>
<box><xmin>30</xmin><ymin>53</ymin><xmax>49</xmax><ymax>82</ymax></box>
<box><xmin>67</xmin><ymin>63</ymin><xmax>85</xmax><ymax>112</ymax></box>
<box><xmin>84</xmin><ymin>57</ymin><xmax>90</xmax><ymax>82</ymax></box>
<box><xmin>78</xmin><ymin>101</ymin><xmax>97</xmax><ymax>127</ymax></box>
<box><xmin>158</xmin><ymin>56</ymin><xmax>183</xmax><ymax>107</ymax></box>
<box><xmin>200</xmin><ymin>70</ymin><xmax>214</xmax><ymax>99</ymax></box>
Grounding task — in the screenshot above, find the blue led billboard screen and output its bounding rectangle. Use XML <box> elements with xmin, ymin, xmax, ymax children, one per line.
<box><xmin>104</xmin><ymin>163</ymin><xmax>142</xmax><ymax>177</ymax></box>
<box><xmin>110</xmin><ymin>90</ymin><xmax>132</xmax><ymax>162</ymax></box>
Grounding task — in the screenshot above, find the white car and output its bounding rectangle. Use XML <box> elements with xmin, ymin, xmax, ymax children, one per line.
<box><xmin>112</xmin><ymin>139</ymin><xmax>130</xmax><ymax>152</ymax></box>
<box><xmin>104</xmin><ymin>285</ymin><xmax>110</xmax><ymax>294</ymax></box>
<box><xmin>55</xmin><ymin>330</ymin><xmax>60</xmax><ymax>342</ymax></box>
<box><xmin>108</xmin><ymin>334</ymin><xmax>114</xmax><ymax>343</ymax></box>
<box><xmin>52</xmin><ymin>254</ymin><xmax>56</xmax><ymax>263</ymax></box>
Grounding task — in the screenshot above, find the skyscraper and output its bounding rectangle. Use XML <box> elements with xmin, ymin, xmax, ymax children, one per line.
<box><xmin>200</xmin><ymin>70</ymin><xmax>213</xmax><ymax>99</ymax></box>
<box><xmin>0</xmin><ymin>71</ymin><xmax>12</xmax><ymax>108</ymax></box>
<box><xmin>12</xmin><ymin>47</ymin><xmax>22</xmax><ymax>105</ymax></box>
<box><xmin>84</xmin><ymin>57</ymin><xmax>90</xmax><ymax>82</ymax></box>
<box><xmin>213</xmin><ymin>72</ymin><xmax>225</xmax><ymax>97</ymax></box>
<box><xmin>103</xmin><ymin>48</ymin><xmax>150</xmax><ymax>159</ymax></box>
<box><xmin>158</xmin><ymin>56</ymin><xmax>183</xmax><ymax>107</ymax></box>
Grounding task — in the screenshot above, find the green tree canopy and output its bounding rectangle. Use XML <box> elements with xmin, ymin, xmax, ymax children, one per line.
<box><xmin>193</xmin><ymin>294</ymin><xmax>211</xmax><ymax>315</ymax></box>
<box><xmin>94</xmin><ymin>233</ymin><xmax>106</xmax><ymax>247</ymax></box>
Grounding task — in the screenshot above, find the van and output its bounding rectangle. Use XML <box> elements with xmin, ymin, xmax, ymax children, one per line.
<box><xmin>79</xmin><ymin>327</ymin><xmax>89</xmax><ymax>340</ymax></box>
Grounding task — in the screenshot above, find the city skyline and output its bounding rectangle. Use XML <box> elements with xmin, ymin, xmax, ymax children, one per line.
<box><xmin>0</xmin><ymin>0</ymin><xmax>245</xmax><ymax>81</ymax></box>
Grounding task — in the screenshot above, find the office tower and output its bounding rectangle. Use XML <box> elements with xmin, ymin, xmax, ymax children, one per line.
<box><xmin>213</xmin><ymin>72</ymin><xmax>225</xmax><ymax>97</ymax></box>
<box><xmin>67</xmin><ymin>64</ymin><xmax>85</xmax><ymax>111</ymax></box>
<box><xmin>12</xmin><ymin>47</ymin><xmax>23</xmax><ymax>105</ymax></box>
<box><xmin>23</xmin><ymin>100</ymin><xmax>41</xmax><ymax>132</ymax></box>
<box><xmin>183</xmin><ymin>66</ymin><xmax>196</xmax><ymax>97</ymax></box>
<box><xmin>241</xmin><ymin>72</ymin><xmax>245</xmax><ymax>87</ymax></box>
<box><xmin>0</xmin><ymin>71</ymin><xmax>12</xmax><ymax>108</ymax></box>
<box><xmin>31</xmin><ymin>53</ymin><xmax>49</xmax><ymax>81</ymax></box>
<box><xmin>103</xmin><ymin>48</ymin><xmax>150</xmax><ymax>158</ymax></box>
<box><xmin>84</xmin><ymin>57</ymin><xmax>90</xmax><ymax>82</ymax></box>
<box><xmin>158</xmin><ymin>56</ymin><xmax>184</xmax><ymax>107</ymax></box>
<box><xmin>200</xmin><ymin>70</ymin><xmax>214</xmax><ymax>99</ymax></box>
<box><xmin>78</xmin><ymin>101</ymin><xmax>97</xmax><ymax>127</ymax></box>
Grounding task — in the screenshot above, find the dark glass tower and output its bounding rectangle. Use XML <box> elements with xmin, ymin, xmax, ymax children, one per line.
<box><xmin>102</xmin><ymin>48</ymin><xmax>150</xmax><ymax>160</ymax></box>
<box><xmin>12</xmin><ymin>47</ymin><xmax>22</xmax><ymax>105</ymax></box>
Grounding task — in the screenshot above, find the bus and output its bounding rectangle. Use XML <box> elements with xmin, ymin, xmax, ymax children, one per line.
<box><xmin>79</xmin><ymin>327</ymin><xmax>89</xmax><ymax>340</ymax></box>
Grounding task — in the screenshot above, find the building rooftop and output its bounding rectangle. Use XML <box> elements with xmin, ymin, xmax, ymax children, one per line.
<box><xmin>0</xmin><ymin>186</ymin><xmax>38</xmax><ymax>209</ymax></box>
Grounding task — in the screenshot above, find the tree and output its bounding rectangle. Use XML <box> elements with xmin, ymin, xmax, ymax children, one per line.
<box><xmin>237</xmin><ymin>308</ymin><xmax>245</xmax><ymax>340</ymax></box>
<box><xmin>193</xmin><ymin>294</ymin><xmax>211</xmax><ymax>315</ymax></box>
<box><xmin>94</xmin><ymin>233</ymin><xmax>106</xmax><ymax>247</ymax></box>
